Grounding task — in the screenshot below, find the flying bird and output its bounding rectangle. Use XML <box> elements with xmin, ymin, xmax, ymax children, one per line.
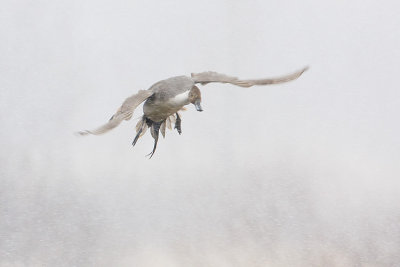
<box><xmin>78</xmin><ymin>67</ymin><xmax>308</xmax><ymax>157</ymax></box>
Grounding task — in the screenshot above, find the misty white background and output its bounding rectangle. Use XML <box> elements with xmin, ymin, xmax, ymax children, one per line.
<box><xmin>1</xmin><ymin>0</ymin><xmax>399</xmax><ymax>266</ymax></box>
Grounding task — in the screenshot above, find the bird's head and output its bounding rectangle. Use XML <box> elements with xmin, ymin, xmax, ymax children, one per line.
<box><xmin>189</xmin><ymin>86</ymin><xmax>203</xmax><ymax>112</ymax></box>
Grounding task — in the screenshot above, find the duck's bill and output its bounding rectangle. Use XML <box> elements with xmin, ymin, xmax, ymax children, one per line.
<box><xmin>194</xmin><ymin>100</ymin><xmax>203</xmax><ymax>112</ymax></box>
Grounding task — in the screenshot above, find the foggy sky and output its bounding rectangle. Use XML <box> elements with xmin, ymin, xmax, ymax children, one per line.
<box><xmin>1</xmin><ymin>0</ymin><xmax>400</xmax><ymax>266</ymax></box>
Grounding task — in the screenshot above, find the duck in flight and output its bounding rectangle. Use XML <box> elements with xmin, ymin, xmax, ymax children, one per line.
<box><xmin>79</xmin><ymin>67</ymin><xmax>308</xmax><ymax>157</ymax></box>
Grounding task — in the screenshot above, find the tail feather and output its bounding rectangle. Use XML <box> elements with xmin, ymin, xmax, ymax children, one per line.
<box><xmin>132</xmin><ymin>117</ymin><xmax>147</xmax><ymax>147</ymax></box>
<box><xmin>131</xmin><ymin>114</ymin><xmax>184</xmax><ymax>157</ymax></box>
<box><xmin>160</xmin><ymin>121</ymin><xmax>166</xmax><ymax>138</ymax></box>
<box><xmin>147</xmin><ymin>121</ymin><xmax>162</xmax><ymax>158</ymax></box>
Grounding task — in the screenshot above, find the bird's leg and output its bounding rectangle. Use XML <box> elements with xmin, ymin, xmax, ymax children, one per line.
<box><xmin>132</xmin><ymin>117</ymin><xmax>146</xmax><ymax>147</ymax></box>
<box><xmin>147</xmin><ymin>121</ymin><xmax>162</xmax><ymax>158</ymax></box>
<box><xmin>174</xmin><ymin>113</ymin><xmax>182</xmax><ymax>135</ymax></box>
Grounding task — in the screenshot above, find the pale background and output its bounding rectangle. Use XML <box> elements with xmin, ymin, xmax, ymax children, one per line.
<box><xmin>1</xmin><ymin>0</ymin><xmax>399</xmax><ymax>266</ymax></box>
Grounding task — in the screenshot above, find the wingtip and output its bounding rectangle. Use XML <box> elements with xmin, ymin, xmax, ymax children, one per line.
<box><xmin>293</xmin><ymin>66</ymin><xmax>309</xmax><ymax>79</ymax></box>
<box><xmin>75</xmin><ymin>130</ymin><xmax>90</xmax><ymax>136</ymax></box>
<box><xmin>301</xmin><ymin>66</ymin><xmax>310</xmax><ymax>73</ymax></box>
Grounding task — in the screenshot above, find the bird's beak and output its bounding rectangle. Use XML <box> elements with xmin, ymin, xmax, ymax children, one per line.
<box><xmin>194</xmin><ymin>100</ymin><xmax>203</xmax><ymax>112</ymax></box>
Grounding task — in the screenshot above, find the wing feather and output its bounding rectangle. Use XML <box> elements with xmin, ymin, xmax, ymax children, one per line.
<box><xmin>191</xmin><ymin>66</ymin><xmax>308</xmax><ymax>88</ymax></box>
<box><xmin>78</xmin><ymin>89</ymin><xmax>153</xmax><ymax>136</ymax></box>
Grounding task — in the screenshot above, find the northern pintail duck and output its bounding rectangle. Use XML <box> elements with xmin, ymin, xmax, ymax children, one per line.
<box><xmin>79</xmin><ymin>67</ymin><xmax>308</xmax><ymax>157</ymax></box>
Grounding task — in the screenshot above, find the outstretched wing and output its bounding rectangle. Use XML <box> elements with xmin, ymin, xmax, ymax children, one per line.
<box><xmin>78</xmin><ymin>89</ymin><xmax>153</xmax><ymax>136</ymax></box>
<box><xmin>191</xmin><ymin>66</ymin><xmax>308</xmax><ymax>88</ymax></box>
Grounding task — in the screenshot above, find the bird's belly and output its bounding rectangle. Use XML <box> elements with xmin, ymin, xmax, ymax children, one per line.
<box><xmin>144</xmin><ymin>104</ymin><xmax>181</xmax><ymax>122</ymax></box>
<box><xmin>143</xmin><ymin>92</ymin><xmax>190</xmax><ymax>122</ymax></box>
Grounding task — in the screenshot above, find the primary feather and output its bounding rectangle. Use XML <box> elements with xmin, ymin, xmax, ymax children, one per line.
<box><xmin>191</xmin><ymin>66</ymin><xmax>308</xmax><ymax>88</ymax></box>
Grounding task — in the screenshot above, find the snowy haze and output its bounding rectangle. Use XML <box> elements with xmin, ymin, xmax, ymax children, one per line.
<box><xmin>1</xmin><ymin>0</ymin><xmax>400</xmax><ymax>266</ymax></box>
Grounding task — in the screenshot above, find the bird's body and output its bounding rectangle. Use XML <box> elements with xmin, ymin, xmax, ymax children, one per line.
<box><xmin>143</xmin><ymin>76</ymin><xmax>194</xmax><ymax>122</ymax></box>
<box><xmin>79</xmin><ymin>67</ymin><xmax>308</xmax><ymax>157</ymax></box>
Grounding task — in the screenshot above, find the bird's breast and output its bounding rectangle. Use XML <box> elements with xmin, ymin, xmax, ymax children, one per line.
<box><xmin>168</xmin><ymin>90</ymin><xmax>190</xmax><ymax>106</ymax></box>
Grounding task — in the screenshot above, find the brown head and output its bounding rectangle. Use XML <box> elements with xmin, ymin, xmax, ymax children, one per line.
<box><xmin>189</xmin><ymin>85</ymin><xmax>203</xmax><ymax>112</ymax></box>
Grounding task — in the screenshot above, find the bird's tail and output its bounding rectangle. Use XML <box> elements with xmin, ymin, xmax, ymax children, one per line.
<box><xmin>132</xmin><ymin>113</ymin><xmax>183</xmax><ymax>158</ymax></box>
